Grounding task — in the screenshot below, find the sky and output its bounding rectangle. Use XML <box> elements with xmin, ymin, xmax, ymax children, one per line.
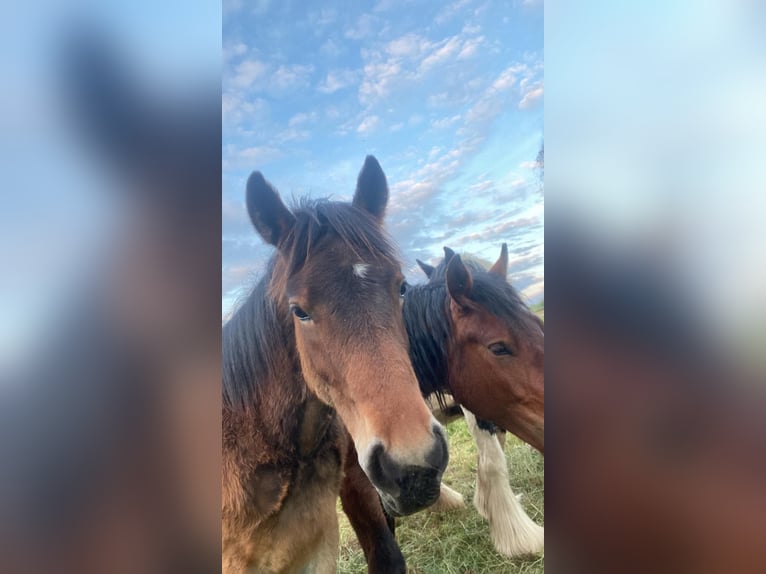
<box><xmin>222</xmin><ymin>0</ymin><xmax>544</xmax><ymax>317</ymax></box>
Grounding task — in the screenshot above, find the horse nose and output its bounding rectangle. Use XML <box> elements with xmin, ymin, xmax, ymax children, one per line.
<box><xmin>427</xmin><ymin>423</ymin><xmax>449</xmax><ymax>470</ymax></box>
<box><xmin>366</xmin><ymin>424</ymin><xmax>449</xmax><ymax>516</ymax></box>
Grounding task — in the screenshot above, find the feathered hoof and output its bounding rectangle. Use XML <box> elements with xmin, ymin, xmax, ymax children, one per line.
<box><xmin>490</xmin><ymin>518</ymin><xmax>544</xmax><ymax>558</ymax></box>
<box><xmin>429</xmin><ymin>483</ymin><xmax>465</xmax><ymax>512</ymax></box>
<box><xmin>473</xmin><ymin>488</ymin><xmax>489</xmax><ymax>520</ymax></box>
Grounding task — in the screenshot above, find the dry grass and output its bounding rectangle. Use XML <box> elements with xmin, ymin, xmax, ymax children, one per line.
<box><xmin>337</xmin><ymin>419</ymin><xmax>545</xmax><ymax>573</ymax></box>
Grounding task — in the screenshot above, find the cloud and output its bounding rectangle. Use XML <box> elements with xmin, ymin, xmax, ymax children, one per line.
<box><xmin>345</xmin><ymin>14</ymin><xmax>377</xmax><ymax>40</ymax></box>
<box><xmin>288</xmin><ymin>111</ymin><xmax>318</xmax><ymax>127</ymax></box>
<box><xmin>222</xmin><ymin>94</ymin><xmax>268</xmax><ymax>126</ymax></box>
<box><xmin>431</xmin><ymin>114</ymin><xmax>462</xmax><ymax>129</ymax></box>
<box><xmin>359</xmin><ymin>59</ymin><xmax>403</xmax><ymax>105</ymax></box>
<box><xmin>317</xmin><ymin>69</ymin><xmax>358</xmax><ymax>94</ymax></box>
<box><xmin>223</xmin><ymin>41</ymin><xmax>248</xmax><ymax>63</ymax></box>
<box><xmin>358</xmin><ymin>28</ymin><xmax>485</xmax><ymax>106</ymax></box>
<box><xmin>520</xmin><ymin>160</ymin><xmax>543</xmax><ymax>169</ymax></box>
<box><xmin>435</xmin><ymin>0</ymin><xmax>475</xmax><ymax>25</ymax></box>
<box><xmin>271</xmin><ymin>64</ymin><xmax>314</xmax><ymax>92</ymax></box>
<box><xmin>223</xmin><ymin>145</ymin><xmax>281</xmax><ymax>170</ymax></box>
<box><xmin>357</xmin><ymin>115</ymin><xmax>381</xmax><ymax>135</ymax></box>
<box><xmin>386</xmin><ymin>33</ymin><xmax>429</xmax><ymax>59</ymax></box>
<box><xmin>519</xmin><ymin>85</ymin><xmax>544</xmax><ymax>109</ymax></box>
<box><xmin>419</xmin><ymin>31</ymin><xmax>486</xmax><ymax>74</ymax></box>
<box><xmin>230</xmin><ymin>59</ymin><xmax>267</xmax><ymax>89</ymax></box>
<box><xmin>463</xmin><ymin>63</ymin><xmax>527</xmax><ymax>127</ymax></box>
<box><xmin>451</xmin><ymin>215</ymin><xmax>542</xmax><ymax>246</ymax></box>
<box><xmin>457</xmin><ymin>35</ymin><xmax>484</xmax><ymax>59</ymax></box>
<box><xmin>309</xmin><ymin>7</ymin><xmax>337</xmax><ymax>27</ymax></box>
<box><xmin>320</xmin><ymin>38</ymin><xmax>343</xmax><ymax>58</ymax></box>
<box><xmin>276</xmin><ymin>127</ymin><xmax>311</xmax><ymax>142</ymax></box>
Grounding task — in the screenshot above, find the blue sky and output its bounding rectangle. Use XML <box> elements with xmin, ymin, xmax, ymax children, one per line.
<box><xmin>223</xmin><ymin>0</ymin><xmax>543</xmax><ymax>317</ymax></box>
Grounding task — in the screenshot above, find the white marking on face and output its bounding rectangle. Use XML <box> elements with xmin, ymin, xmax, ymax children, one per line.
<box><xmin>353</xmin><ymin>263</ymin><xmax>369</xmax><ymax>279</ymax></box>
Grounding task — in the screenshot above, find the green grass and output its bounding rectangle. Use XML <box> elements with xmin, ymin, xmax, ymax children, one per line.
<box><xmin>337</xmin><ymin>419</ymin><xmax>545</xmax><ymax>573</ymax></box>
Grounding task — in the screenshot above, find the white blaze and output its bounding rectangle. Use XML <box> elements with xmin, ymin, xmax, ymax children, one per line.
<box><xmin>353</xmin><ymin>263</ymin><xmax>369</xmax><ymax>279</ymax></box>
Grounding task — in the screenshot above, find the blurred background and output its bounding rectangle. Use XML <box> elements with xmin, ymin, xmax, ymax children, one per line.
<box><xmin>546</xmin><ymin>1</ymin><xmax>766</xmax><ymax>571</ymax></box>
<box><xmin>0</xmin><ymin>1</ymin><xmax>221</xmax><ymax>573</ymax></box>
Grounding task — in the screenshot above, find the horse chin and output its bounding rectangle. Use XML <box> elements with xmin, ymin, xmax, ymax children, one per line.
<box><xmin>378</xmin><ymin>492</ymin><xmax>402</xmax><ymax>517</ymax></box>
<box><xmin>376</xmin><ymin>479</ymin><xmax>442</xmax><ymax>517</ymax></box>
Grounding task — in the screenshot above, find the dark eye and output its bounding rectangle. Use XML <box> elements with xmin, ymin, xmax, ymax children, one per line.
<box><xmin>488</xmin><ymin>342</ymin><xmax>513</xmax><ymax>356</ymax></box>
<box><xmin>290</xmin><ymin>304</ymin><xmax>311</xmax><ymax>322</ymax></box>
<box><xmin>399</xmin><ymin>282</ymin><xmax>408</xmax><ymax>298</ymax></box>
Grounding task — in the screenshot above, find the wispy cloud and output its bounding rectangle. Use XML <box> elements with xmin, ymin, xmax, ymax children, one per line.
<box><xmin>317</xmin><ymin>69</ymin><xmax>359</xmax><ymax>94</ymax></box>
<box><xmin>519</xmin><ymin>84</ymin><xmax>544</xmax><ymax>109</ymax></box>
<box><xmin>345</xmin><ymin>13</ymin><xmax>378</xmax><ymax>40</ymax></box>
<box><xmin>230</xmin><ymin>59</ymin><xmax>267</xmax><ymax>89</ymax></box>
<box><xmin>271</xmin><ymin>64</ymin><xmax>314</xmax><ymax>93</ymax></box>
<box><xmin>357</xmin><ymin>115</ymin><xmax>381</xmax><ymax>134</ymax></box>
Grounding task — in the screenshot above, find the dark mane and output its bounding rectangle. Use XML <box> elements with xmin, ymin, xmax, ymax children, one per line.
<box><xmin>222</xmin><ymin>258</ymin><xmax>296</xmax><ymax>411</ymax></box>
<box><xmin>404</xmin><ymin>256</ymin><xmax>538</xmax><ymax>406</ymax></box>
<box><xmin>403</xmin><ymin>281</ymin><xmax>452</xmax><ymax>404</ymax></box>
<box><xmin>223</xmin><ymin>198</ymin><xmax>399</xmax><ymax>412</ymax></box>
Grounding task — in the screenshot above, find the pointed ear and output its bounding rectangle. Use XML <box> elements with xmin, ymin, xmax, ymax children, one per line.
<box><xmin>446</xmin><ymin>254</ymin><xmax>473</xmax><ymax>307</ymax></box>
<box><xmin>443</xmin><ymin>246</ymin><xmax>456</xmax><ymax>262</ymax></box>
<box><xmin>246</xmin><ymin>171</ymin><xmax>296</xmax><ymax>247</ymax></box>
<box><xmin>416</xmin><ymin>259</ymin><xmax>435</xmax><ymax>278</ymax></box>
<box><xmin>352</xmin><ymin>155</ymin><xmax>388</xmax><ymax>222</ymax></box>
<box><xmin>489</xmin><ymin>243</ymin><xmax>509</xmax><ymax>278</ymax></box>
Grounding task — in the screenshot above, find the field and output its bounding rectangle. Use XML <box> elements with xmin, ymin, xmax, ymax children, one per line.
<box><xmin>337</xmin><ymin>419</ymin><xmax>545</xmax><ymax>573</ymax></box>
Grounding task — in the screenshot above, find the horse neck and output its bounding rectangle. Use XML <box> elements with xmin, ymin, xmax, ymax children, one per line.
<box><xmin>403</xmin><ymin>282</ymin><xmax>452</xmax><ymax>402</ymax></box>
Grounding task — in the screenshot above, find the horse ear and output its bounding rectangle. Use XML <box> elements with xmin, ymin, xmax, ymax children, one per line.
<box><xmin>489</xmin><ymin>243</ymin><xmax>509</xmax><ymax>278</ymax></box>
<box><xmin>443</xmin><ymin>246</ymin><xmax>456</xmax><ymax>262</ymax></box>
<box><xmin>246</xmin><ymin>171</ymin><xmax>296</xmax><ymax>247</ymax></box>
<box><xmin>416</xmin><ymin>259</ymin><xmax>435</xmax><ymax>278</ymax></box>
<box><xmin>353</xmin><ymin>155</ymin><xmax>388</xmax><ymax>222</ymax></box>
<box><xmin>446</xmin><ymin>254</ymin><xmax>473</xmax><ymax>307</ymax></box>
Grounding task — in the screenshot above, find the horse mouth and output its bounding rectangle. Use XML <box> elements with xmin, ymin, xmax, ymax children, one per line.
<box><xmin>377</xmin><ymin>476</ymin><xmax>442</xmax><ymax>517</ymax></box>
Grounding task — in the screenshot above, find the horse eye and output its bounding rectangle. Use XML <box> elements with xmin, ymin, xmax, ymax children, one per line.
<box><xmin>290</xmin><ymin>304</ymin><xmax>311</xmax><ymax>322</ymax></box>
<box><xmin>399</xmin><ymin>282</ymin><xmax>408</xmax><ymax>297</ymax></box>
<box><xmin>489</xmin><ymin>342</ymin><xmax>512</xmax><ymax>356</ymax></box>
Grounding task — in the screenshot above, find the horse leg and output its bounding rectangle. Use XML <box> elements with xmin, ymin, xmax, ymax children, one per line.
<box><xmin>429</xmin><ymin>483</ymin><xmax>465</xmax><ymax>512</ymax></box>
<box><xmin>308</xmin><ymin>511</ymin><xmax>339</xmax><ymax>574</ymax></box>
<box><xmin>339</xmin><ymin>440</ymin><xmax>406</xmax><ymax>574</ymax></box>
<box><xmin>464</xmin><ymin>409</ymin><xmax>544</xmax><ymax>557</ymax></box>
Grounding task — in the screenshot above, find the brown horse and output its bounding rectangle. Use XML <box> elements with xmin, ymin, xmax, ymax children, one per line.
<box><xmin>222</xmin><ymin>156</ymin><xmax>448</xmax><ymax>573</ymax></box>
<box><xmin>340</xmin><ymin>244</ymin><xmax>545</xmax><ymax>564</ymax></box>
<box><xmin>409</xmin><ymin>245</ymin><xmax>544</xmax><ymax>452</ymax></box>
<box><xmin>403</xmin><ymin>244</ymin><xmax>545</xmax><ymax>556</ymax></box>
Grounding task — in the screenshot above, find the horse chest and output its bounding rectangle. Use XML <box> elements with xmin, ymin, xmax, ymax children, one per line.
<box><xmin>222</xmin><ymin>402</ymin><xmax>346</xmax><ymax>574</ymax></box>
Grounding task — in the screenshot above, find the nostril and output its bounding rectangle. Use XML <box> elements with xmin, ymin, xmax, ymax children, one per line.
<box><xmin>426</xmin><ymin>424</ymin><xmax>449</xmax><ymax>471</ymax></box>
<box><xmin>366</xmin><ymin>443</ymin><xmax>398</xmax><ymax>491</ymax></box>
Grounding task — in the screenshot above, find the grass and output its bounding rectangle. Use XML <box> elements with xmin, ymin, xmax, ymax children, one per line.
<box><xmin>337</xmin><ymin>419</ymin><xmax>545</xmax><ymax>573</ymax></box>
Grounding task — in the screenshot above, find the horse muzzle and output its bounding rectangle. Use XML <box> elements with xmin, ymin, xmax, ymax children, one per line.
<box><xmin>364</xmin><ymin>424</ymin><xmax>449</xmax><ymax>516</ymax></box>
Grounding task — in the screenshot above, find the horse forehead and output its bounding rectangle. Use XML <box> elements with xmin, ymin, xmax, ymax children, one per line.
<box><xmin>352</xmin><ymin>263</ymin><xmax>369</xmax><ymax>278</ymax></box>
<box><xmin>293</xmin><ymin>258</ymin><xmax>394</xmax><ymax>302</ymax></box>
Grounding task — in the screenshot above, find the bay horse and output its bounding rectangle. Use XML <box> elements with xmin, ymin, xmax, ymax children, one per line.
<box><xmin>222</xmin><ymin>156</ymin><xmax>448</xmax><ymax>573</ymax></box>
<box><xmin>404</xmin><ymin>244</ymin><xmax>545</xmax><ymax>556</ymax></box>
